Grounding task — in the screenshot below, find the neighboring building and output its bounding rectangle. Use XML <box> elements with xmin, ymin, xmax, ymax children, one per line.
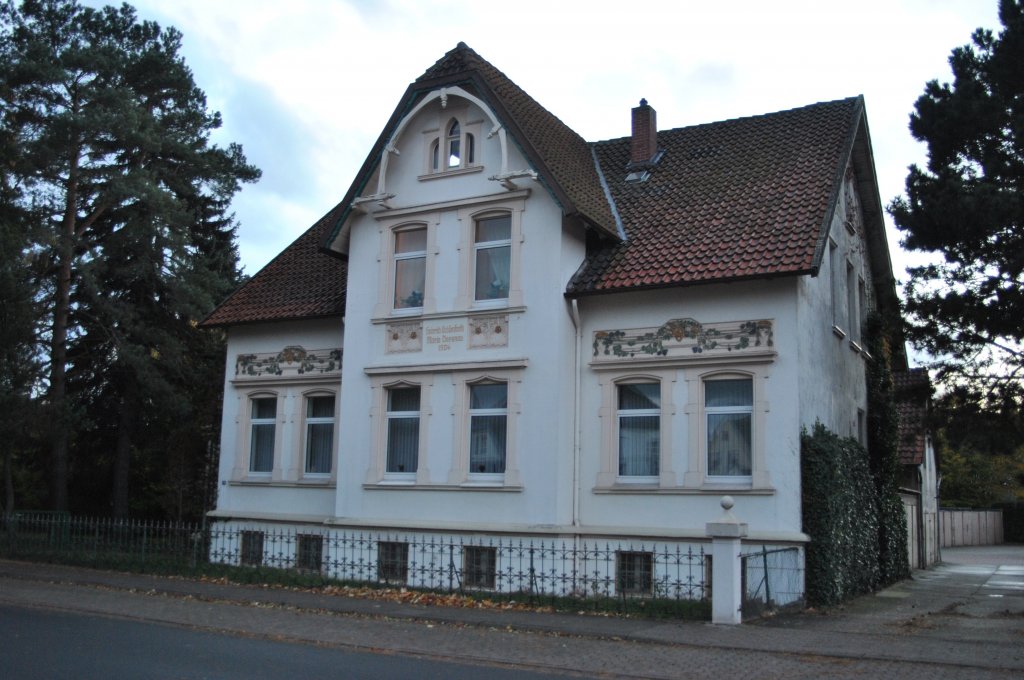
<box><xmin>894</xmin><ymin>368</ymin><xmax>940</xmax><ymax>568</ymax></box>
<box><xmin>201</xmin><ymin>43</ymin><xmax>905</xmax><ymax>598</ymax></box>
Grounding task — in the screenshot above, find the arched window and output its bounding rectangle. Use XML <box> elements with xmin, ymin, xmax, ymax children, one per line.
<box><xmin>430</xmin><ymin>117</ymin><xmax>476</xmax><ymax>173</ymax></box>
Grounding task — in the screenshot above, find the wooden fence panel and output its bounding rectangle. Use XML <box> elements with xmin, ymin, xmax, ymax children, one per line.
<box><xmin>940</xmin><ymin>509</ymin><xmax>1004</xmax><ymax>547</ymax></box>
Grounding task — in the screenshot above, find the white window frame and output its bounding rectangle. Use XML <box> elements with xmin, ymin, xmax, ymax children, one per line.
<box><xmin>301</xmin><ymin>391</ymin><xmax>336</xmax><ymax>477</ymax></box>
<box><xmin>596</xmin><ymin>373</ymin><xmax>676</xmax><ymax>489</ymax></box>
<box><xmin>472</xmin><ymin>213</ymin><xmax>512</xmax><ymax>306</ymax></box>
<box><xmin>703</xmin><ymin>377</ymin><xmax>754</xmax><ymax>484</ymax></box>
<box><xmin>682</xmin><ymin>367</ymin><xmax>771</xmax><ymax>490</ymax></box>
<box><xmin>456</xmin><ymin>202</ymin><xmax>525</xmax><ymax>310</ymax></box>
<box><xmin>467</xmin><ymin>381</ymin><xmax>508</xmax><ymax>480</ymax></box>
<box><xmin>366</xmin><ymin>375</ymin><xmax>432</xmax><ymax>486</ymax></box>
<box><xmin>239</xmin><ymin>392</ymin><xmax>280</xmax><ymax>479</ymax></box>
<box><xmin>425</xmin><ymin>110</ymin><xmax>481</xmax><ymax>175</ymax></box>
<box><xmin>829</xmin><ymin>237</ymin><xmax>844</xmax><ymax>337</ymax></box>
<box><xmin>384</xmin><ymin>384</ymin><xmax>421</xmax><ymax>481</ymax></box>
<box><xmin>616</xmin><ymin>381</ymin><xmax>661</xmax><ymax>483</ymax></box>
<box><xmin>373</xmin><ymin>216</ymin><xmax>439</xmax><ymax>319</ymax></box>
<box><xmin>393</xmin><ymin>225</ymin><xmax>428</xmax><ymax>313</ymax></box>
<box><xmin>449</xmin><ymin>370</ymin><xmax>522</xmax><ymax>487</ymax></box>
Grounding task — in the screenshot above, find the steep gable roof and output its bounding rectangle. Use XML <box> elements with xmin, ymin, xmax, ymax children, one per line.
<box><xmin>200</xmin><ymin>203</ymin><xmax>347</xmax><ymax>327</ymax></box>
<box><xmin>414</xmin><ymin>43</ymin><xmax>618</xmax><ymax>238</ymax></box>
<box><xmin>205</xmin><ymin>47</ymin><xmax>893</xmax><ymax>327</ymax></box>
<box><xmin>567</xmin><ymin>98</ymin><xmax>863</xmax><ymax>294</ymax></box>
<box><xmin>322</xmin><ymin>42</ymin><xmax>620</xmax><ymax>251</ymax></box>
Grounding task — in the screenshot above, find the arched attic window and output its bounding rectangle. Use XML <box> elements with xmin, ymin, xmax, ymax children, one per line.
<box><xmin>432</xmin><ymin>118</ymin><xmax>475</xmax><ymax>171</ymax></box>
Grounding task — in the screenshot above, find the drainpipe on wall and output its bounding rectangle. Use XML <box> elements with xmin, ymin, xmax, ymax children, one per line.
<box><xmin>569</xmin><ymin>298</ymin><xmax>582</xmax><ymax>531</ymax></box>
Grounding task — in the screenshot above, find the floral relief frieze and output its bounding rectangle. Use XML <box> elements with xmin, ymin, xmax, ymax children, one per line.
<box><xmin>468</xmin><ymin>315</ymin><xmax>509</xmax><ymax>349</ymax></box>
<box><xmin>386</xmin><ymin>321</ymin><xmax>424</xmax><ymax>353</ymax></box>
<box><xmin>235</xmin><ymin>346</ymin><xmax>342</xmax><ymax>377</ymax></box>
<box><xmin>592</xmin><ymin>317</ymin><xmax>773</xmax><ymax>361</ymax></box>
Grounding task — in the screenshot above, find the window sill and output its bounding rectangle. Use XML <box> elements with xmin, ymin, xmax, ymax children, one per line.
<box><xmin>832</xmin><ymin>325</ymin><xmax>847</xmax><ymax>339</ymax></box>
<box><xmin>849</xmin><ymin>340</ymin><xmax>863</xmax><ymax>354</ymax></box>
<box><xmin>593</xmin><ymin>485</ymin><xmax>774</xmax><ymax>495</ymax></box>
<box><xmin>418</xmin><ymin>165</ymin><xmax>484</xmax><ymax>181</ymax></box>
<box><xmin>373</xmin><ymin>306</ymin><xmax>526</xmax><ymax>325</ymax></box>
<box><xmin>363</xmin><ymin>482</ymin><xmax>522</xmax><ymax>492</ymax></box>
<box><xmin>229</xmin><ymin>479</ymin><xmax>336</xmax><ymax>488</ymax></box>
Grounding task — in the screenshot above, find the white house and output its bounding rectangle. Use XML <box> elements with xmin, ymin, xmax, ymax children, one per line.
<box><xmin>201</xmin><ymin>43</ymin><xmax>904</xmax><ymax>598</ymax></box>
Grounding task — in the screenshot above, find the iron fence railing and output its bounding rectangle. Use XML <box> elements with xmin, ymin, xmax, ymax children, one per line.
<box><xmin>740</xmin><ymin>545</ymin><xmax>803</xmax><ymax>617</ymax></box>
<box><xmin>2</xmin><ymin>513</ymin><xmax>712</xmax><ymax>615</ymax></box>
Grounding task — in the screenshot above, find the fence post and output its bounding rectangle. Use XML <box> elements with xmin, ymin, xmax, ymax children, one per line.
<box><xmin>706</xmin><ymin>496</ymin><xmax>748</xmax><ymax>625</ymax></box>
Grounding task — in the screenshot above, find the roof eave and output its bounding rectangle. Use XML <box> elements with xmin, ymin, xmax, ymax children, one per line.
<box><xmin>565</xmin><ymin>267</ymin><xmax>814</xmax><ymax>299</ymax></box>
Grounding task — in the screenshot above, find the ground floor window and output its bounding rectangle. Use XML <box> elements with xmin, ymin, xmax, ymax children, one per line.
<box><xmin>377</xmin><ymin>541</ymin><xmax>409</xmax><ymax>583</ymax></box>
<box><xmin>463</xmin><ymin>545</ymin><xmax>497</xmax><ymax>588</ymax></box>
<box><xmin>616</xmin><ymin>551</ymin><xmax>654</xmax><ymax>595</ymax></box>
<box><xmin>296</xmin><ymin>534</ymin><xmax>324</xmax><ymax>573</ymax></box>
<box><xmin>240</xmin><ymin>530</ymin><xmax>264</xmax><ymax>567</ymax></box>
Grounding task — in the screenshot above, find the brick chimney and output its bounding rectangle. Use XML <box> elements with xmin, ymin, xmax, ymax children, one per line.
<box><xmin>631</xmin><ymin>98</ymin><xmax>657</xmax><ymax>165</ymax></box>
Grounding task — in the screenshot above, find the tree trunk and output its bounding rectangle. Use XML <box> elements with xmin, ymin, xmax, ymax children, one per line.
<box><xmin>112</xmin><ymin>380</ymin><xmax>137</xmax><ymax>518</ymax></box>
<box><xmin>49</xmin><ymin>143</ymin><xmax>79</xmax><ymax>512</ymax></box>
<box><xmin>3</xmin><ymin>445</ymin><xmax>14</xmax><ymax>515</ymax></box>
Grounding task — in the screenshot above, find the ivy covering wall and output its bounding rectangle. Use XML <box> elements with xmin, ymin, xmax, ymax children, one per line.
<box><xmin>802</xmin><ymin>313</ymin><xmax>910</xmax><ymax>607</ymax></box>
<box><xmin>801</xmin><ymin>423</ymin><xmax>881</xmax><ymax>606</ymax></box>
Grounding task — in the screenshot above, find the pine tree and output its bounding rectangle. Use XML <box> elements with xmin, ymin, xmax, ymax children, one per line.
<box><xmin>889</xmin><ymin>0</ymin><xmax>1024</xmax><ymax>399</ymax></box>
<box><xmin>0</xmin><ymin>0</ymin><xmax>259</xmax><ymax>512</ymax></box>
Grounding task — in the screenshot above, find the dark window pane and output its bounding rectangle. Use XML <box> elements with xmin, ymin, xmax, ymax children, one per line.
<box><xmin>252</xmin><ymin>397</ymin><xmax>276</xmax><ymax>419</ymax></box>
<box><xmin>470</xmin><ymin>383</ymin><xmax>507</xmax><ymax>409</ymax></box>
<box><xmin>307</xmin><ymin>395</ymin><xmax>334</xmax><ymax>418</ymax></box>
<box><xmin>708</xmin><ymin>413</ymin><xmax>752</xmax><ymax>476</ymax></box>
<box><xmin>705</xmin><ymin>379</ymin><xmax>752</xmax><ymax>407</ymax></box>
<box><xmin>388</xmin><ymin>387</ymin><xmax>420</xmax><ymax>412</ymax></box>
<box><xmin>470</xmin><ymin>415</ymin><xmax>506</xmax><ymax>473</ymax></box>
<box><xmin>386</xmin><ymin>417</ymin><xmax>419</xmax><ymax>473</ymax></box>
<box><xmin>619</xmin><ymin>383</ymin><xmax>659</xmax><ymax>410</ymax></box>
<box><xmin>475</xmin><ymin>215</ymin><xmax>511</xmax><ymax>243</ymax></box>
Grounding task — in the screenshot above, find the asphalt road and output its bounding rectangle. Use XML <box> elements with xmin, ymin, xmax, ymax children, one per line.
<box><xmin>0</xmin><ymin>603</ymin><xmax>572</xmax><ymax>680</ymax></box>
<box><xmin>0</xmin><ymin>548</ymin><xmax>1021</xmax><ymax>679</ymax></box>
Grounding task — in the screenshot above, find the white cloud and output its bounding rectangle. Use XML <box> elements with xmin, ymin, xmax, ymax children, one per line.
<box><xmin>86</xmin><ymin>0</ymin><xmax>1002</xmax><ymax>290</ymax></box>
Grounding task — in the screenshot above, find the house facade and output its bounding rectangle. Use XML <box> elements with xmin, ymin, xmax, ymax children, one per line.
<box><xmin>201</xmin><ymin>44</ymin><xmax>902</xmax><ymax>597</ymax></box>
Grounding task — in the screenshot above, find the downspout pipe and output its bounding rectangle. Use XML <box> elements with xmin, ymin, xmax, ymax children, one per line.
<box><xmin>568</xmin><ymin>298</ymin><xmax>582</xmax><ymax>530</ymax></box>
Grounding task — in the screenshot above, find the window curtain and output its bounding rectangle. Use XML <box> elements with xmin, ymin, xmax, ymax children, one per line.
<box><xmin>387</xmin><ymin>418</ymin><xmax>419</xmax><ymax>473</ymax></box>
<box><xmin>249</xmin><ymin>398</ymin><xmax>276</xmax><ymax>472</ymax></box>
<box><xmin>706</xmin><ymin>379</ymin><xmax>753</xmax><ymax>476</ymax></box>
<box><xmin>469</xmin><ymin>384</ymin><xmax>507</xmax><ymax>473</ymax></box>
<box><xmin>250</xmin><ymin>424</ymin><xmax>274</xmax><ymax>472</ymax></box>
<box><xmin>305</xmin><ymin>423</ymin><xmax>333</xmax><ymax>473</ymax></box>
<box><xmin>475</xmin><ymin>246</ymin><xmax>510</xmax><ymax>300</ymax></box>
<box><xmin>618</xmin><ymin>383</ymin><xmax>660</xmax><ymax>477</ymax></box>
<box><xmin>387</xmin><ymin>388</ymin><xmax>420</xmax><ymax>474</ymax></box>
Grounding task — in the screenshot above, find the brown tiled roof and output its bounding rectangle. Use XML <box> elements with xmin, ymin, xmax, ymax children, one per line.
<box><xmin>415</xmin><ymin>43</ymin><xmax>619</xmax><ymax>239</ymax></box>
<box><xmin>200</xmin><ymin>204</ymin><xmax>347</xmax><ymax>327</ymax></box>
<box><xmin>893</xmin><ymin>369</ymin><xmax>932</xmax><ymax>466</ymax></box>
<box><xmin>210</xmin><ymin>48</ymin><xmax>874</xmax><ymax>326</ymax></box>
<box><xmin>567</xmin><ymin>98</ymin><xmax>862</xmax><ymax>294</ymax></box>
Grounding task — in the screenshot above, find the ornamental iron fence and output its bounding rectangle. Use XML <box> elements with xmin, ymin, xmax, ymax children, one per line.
<box><xmin>2</xmin><ymin>513</ymin><xmax>713</xmax><ymax>617</ymax></box>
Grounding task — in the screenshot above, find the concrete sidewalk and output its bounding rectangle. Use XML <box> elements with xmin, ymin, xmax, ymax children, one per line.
<box><xmin>1</xmin><ymin>546</ymin><xmax>1022</xmax><ymax>678</ymax></box>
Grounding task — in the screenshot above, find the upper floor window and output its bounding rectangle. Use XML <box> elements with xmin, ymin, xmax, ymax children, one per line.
<box><xmin>705</xmin><ymin>378</ymin><xmax>753</xmax><ymax>478</ymax></box>
<box><xmin>386</xmin><ymin>386</ymin><xmax>420</xmax><ymax>475</ymax></box>
<box><xmin>617</xmin><ymin>382</ymin><xmax>660</xmax><ymax>478</ymax></box>
<box><xmin>431</xmin><ymin>119</ymin><xmax>475</xmax><ymax>171</ymax></box>
<box><xmin>249</xmin><ymin>397</ymin><xmax>276</xmax><ymax>473</ymax></box>
<box><xmin>304</xmin><ymin>395</ymin><xmax>334</xmax><ymax>475</ymax></box>
<box><xmin>469</xmin><ymin>382</ymin><xmax>507</xmax><ymax>475</ymax></box>
<box><xmin>474</xmin><ymin>214</ymin><xmax>511</xmax><ymax>302</ymax></box>
<box><xmin>393</xmin><ymin>227</ymin><xmax>427</xmax><ymax>310</ymax></box>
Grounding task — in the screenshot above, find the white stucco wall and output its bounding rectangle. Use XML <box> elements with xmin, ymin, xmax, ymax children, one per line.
<box><xmin>331</xmin><ymin>92</ymin><xmax>586</xmax><ymax>531</ymax></box>
<box><xmin>575</xmin><ymin>279</ymin><xmax>805</xmax><ymax>541</ymax></box>
<box><xmin>213</xmin><ymin>317</ymin><xmax>343</xmax><ymax>521</ymax></box>
<box><xmin>796</xmin><ymin>163</ymin><xmax>873</xmax><ymax>439</ymax></box>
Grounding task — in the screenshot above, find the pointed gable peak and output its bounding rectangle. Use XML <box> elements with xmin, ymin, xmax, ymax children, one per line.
<box><xmin>417</xmin><ymin>42</ymin><xmax>487</xmax><ymax>82</ymax></box>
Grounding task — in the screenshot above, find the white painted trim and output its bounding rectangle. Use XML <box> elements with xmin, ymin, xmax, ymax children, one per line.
<box><xmin>365</xmin><ymin>358</ymin><xmax>528</xmax><ymax>375</ymax></box>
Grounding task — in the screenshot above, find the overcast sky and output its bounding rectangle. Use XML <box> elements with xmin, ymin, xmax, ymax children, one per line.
<box><xmin>87</xmin><ymin>0</ymin><xmax>1001</xmax><ymax>282</ymax></box>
